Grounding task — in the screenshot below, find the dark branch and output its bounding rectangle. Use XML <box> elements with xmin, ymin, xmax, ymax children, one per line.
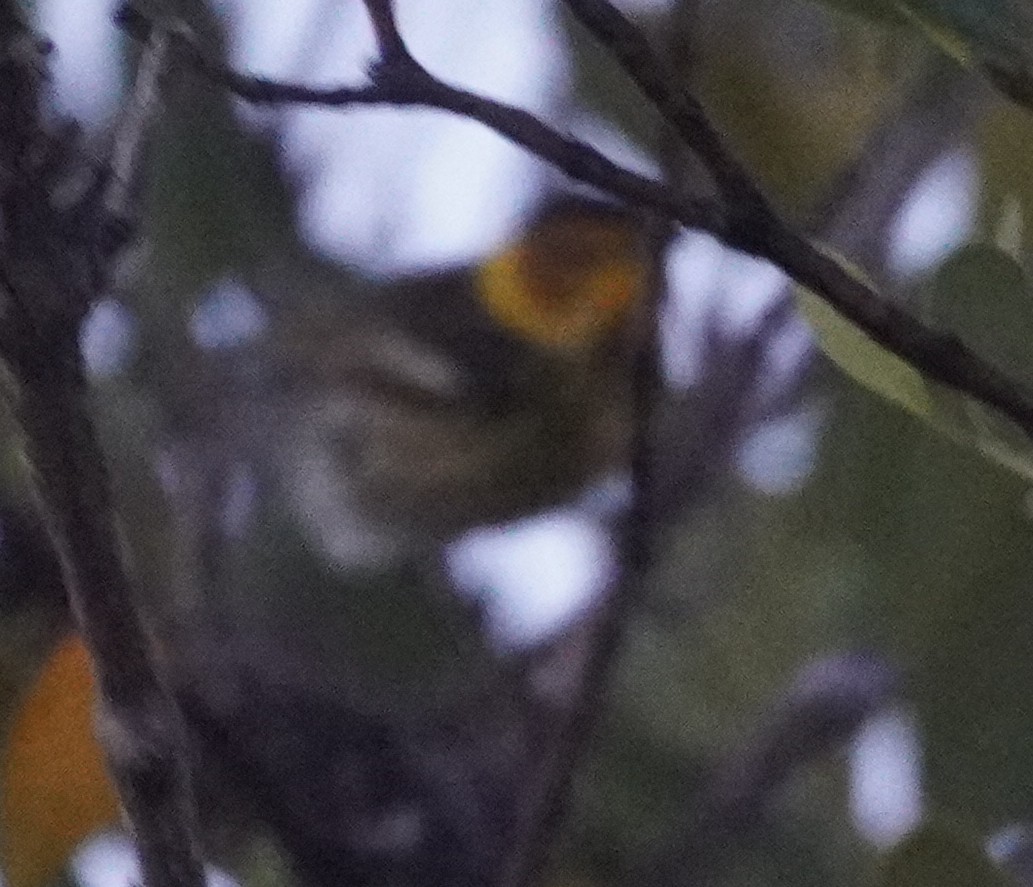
<box><xmin>361</xmin><ymin>0</ymin><xmax>412</xmax><ymax>65</ymax></box>
<box><xmin>559</xmin><ymin>0</ymin><xmax>774</xmax><ymax>224</ymax></box>
<box><xmin>649</xmin><ymin>652</ymin><xmax>899</xmax><ymax>883</ymax></box>
<box><xmin>116</xmin><ymin>3</ymin><xmax>1033</xmax><ymax>445</ymax></box>
<box><xmin>0</xmin><ymin>16</ymin><xmax>204</xmax><ymax>887</ymax></box>
<box><xmin>113</xmin><ymin>5</ymin><xmax>724</xmax><ymax>235</ymax></box>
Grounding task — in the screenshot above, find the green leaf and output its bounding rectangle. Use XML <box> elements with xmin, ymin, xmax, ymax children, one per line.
<box><xmin>920</xmin><ymin>244</ymin><xmax>1033</xmax><ymax>481</ymax></box>
<box><xmin>924</xmin><ymin>243</ymin><xmax>1033</xmax><ymax>388</ymax></box>
<box><xmin>797</xmin><ymin>246</ymin><xmax>1033</xmax><ymax>484</ymax></box>
<box><xmin>876</xmin><ymin>824</ymin><xmax>1015</xmax><ymax>887</ymax></box>
<box><xmin>992</xmin><ymin>195</ymin><xmax>1024</xmax><ymax>261</ymax></box>
<box><xmin>796</xmin><ymin>287</ymin><xmax>937</xmax><ymax>421</ymax></box>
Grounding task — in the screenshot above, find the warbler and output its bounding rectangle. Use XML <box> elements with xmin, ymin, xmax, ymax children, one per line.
<box><xmin>268</xmin><ymin>197</ymin><xmax>649</xmax><ymax>566</ymax></box>
<box><xmin>0</xmin><ymin>198</ymin><xmax>650</xmax><ymax>886</ymax></box>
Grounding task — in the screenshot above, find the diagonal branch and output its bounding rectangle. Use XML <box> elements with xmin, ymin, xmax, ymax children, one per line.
<box><xmin>0</xmin><ymin>16</ymin><xmax>204</xmax><ymax>887</ymax></box>
<box><xmin>116</xmin><ymin>3</ymin><xmax>1033</xmax><ymax>445</ymax></box>
<box><xmin>113</xmin><ymin>6</ymin><xmax>725</xmax><ymax>236</ymax></box>
<box><xmin>556</xmin><ymin>1</ymin><xmax>1033</xmax><ymax>438</ymax></box>
<box><xmin>559</xmin><ymin>0</ymin><xmax>774</xmax><ymax>224</ymax></box>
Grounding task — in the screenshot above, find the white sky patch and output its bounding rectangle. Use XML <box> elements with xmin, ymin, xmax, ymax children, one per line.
<box><xmin>754</xmin><ymin>308</ymin><xmax>813</xmax><ymax>402</ymax></box>
<box><xmin>663</xmin><ymin>231</ymin><xmax>804</xmax><ymax>388</ymax></box>
<box><xmin>737</xmin><ymin>407</ymin><xmax>822</xmax><ymax>496</ymax></box>
<box><xmin>81</xmin><ymin>298</ymin><xmax>137</xmax><ymax>377</ymax></box>
<box><xmin>849</xmin><ymin>705</ymin><xmax>924</xmax><ymax>849</ymax></box>
<box><xmin>710</xmin><ymin>251</ymin><xmax>791</xmax><ymax>327</ymax></box>
<box><xmin>888</xmin><ymin>148</ymin><xmax>978</xmax><ymax>278</ymax></box>
<box><xmin>215</xmin><ymin>0</ymin><xmax>370</xmax><ymax>81</ymax></box>
<box><xmin>221</xmin><ymin>0</ymin><xmax>568</xmax><ymax>273</ymax></box>
<box><xmin>557</xmin><ymin>112</ymin><xmax>660</xmax><ymax>183</ymax></box>
<box><xmin>663</xmin><ymin>230</ymin><xmax>817</xmax><ymax>498</ymax></box>
<box><xmin>37</xmin><ymin>0</ymin><xmax>122</xmax><ymax>124</ymax></box>
<box><xmin>72</xmin><ymin>831</ymin><xmax>238</xmax><ymax>887</ymax></box>
<box><xmin>190</xmin><ymin>279</ymin><xmax>268</xmax><ymax>349</ymax></box>
<box><xmin>662</xmin><ymin>232</ymin><xmax>727</xmax><ymax>386</ymax></box>
<box><xmin>446</xmin><ymin>508</ymin><xmax>615</xmax><ymax>649</ymax></box>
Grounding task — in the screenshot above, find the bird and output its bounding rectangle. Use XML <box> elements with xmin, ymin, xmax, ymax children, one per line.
<box><xmin>0</xmin><ymin>196</ymin><xmax>652</xmax><ymax>886</ymax></box>
<box><xmin>266</xmin><ymin>196</ymin><xmax>649</xmax><ymax>568</ymax></box>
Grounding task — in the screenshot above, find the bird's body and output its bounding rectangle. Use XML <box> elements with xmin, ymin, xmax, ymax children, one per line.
<box><xmin>271</xmin><ymin>199</ymin><xmax>647</xmax><ymax>566</ymax></box>
<box><xmin>0</xmin><ymin>200</ymin><xmax>650</xmax><ymax>884</ymax></box>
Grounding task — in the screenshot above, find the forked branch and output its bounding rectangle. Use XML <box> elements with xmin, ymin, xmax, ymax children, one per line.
<box><xmin>115</xmin><ymin>2</ymin><xmax>1033</xmax><ymax>443</ymax></box>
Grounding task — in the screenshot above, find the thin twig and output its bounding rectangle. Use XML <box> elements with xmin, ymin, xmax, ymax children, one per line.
<box><xmin>104</xmin><ymin>21</ymin><xmax>169</xmax><ymax>225</ymax></box>
<box><xmin>361</xmin><ymin>0</ymin><xmax>411</xmax><ymax>64</ymax></box>
<box><xmin>113</xmin><ymin>5</ymin><xmax>724</xmax><ymax>235</ymax></box>
<box><xmin>499</xmin><ymin>224</ymin><xmax>670</xmax><ymax>887</ymax></box>
<box><xmin>498</xmin><ymin>7</ymin><xmax>695</xmax><ymax>880</ymax></box>
<box><xmin>647</xmin><ymin>652</ymin><xmax>899</xmax><ymax>884</ymax></box>
<box><xmin>116</xmin><ymin>4</ymin><xmax>1033</xmax><ymax>445</ymax></box>
<box><xmin>0</xmin><ymin>16</ymin><xmax>205</xmax><ymax>887</ymax></box>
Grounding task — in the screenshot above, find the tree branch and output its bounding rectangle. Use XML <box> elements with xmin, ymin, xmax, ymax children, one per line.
<box><xmin>113</xmin><ymin>5</ymin><xmax>725</xmax><ymax>235</ymax></box>
<box><xmin>361</xmin><ymin>0</ymin><xmax>412</xmax><ymax>65</ymax></box>
<box><xmin>117</xmin><ymin>1</ymin><xmax>1033</xmax><ymax>444</ymax></box>
<box><xmin>0</xmin><ymin>17</ymin><xmax>204</xmax><ymax>887</ymax></box>
<box><xmin>649</xmin><ymin>652</ymin><xmax>899</xmax><ymax>884</ymax></box>
<box><xmin>559</xmin><ymin>0</ymin><xmax>773</xmax><ymax>223</ymax></box>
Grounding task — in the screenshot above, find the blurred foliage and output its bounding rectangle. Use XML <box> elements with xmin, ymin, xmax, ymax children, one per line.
<box><xmin>569</xmin><ymin>2</ymin><xmax>1033</xmax><ymax>885</ymax></box>
<box><xmin>813</xmin><ymin>0</ymin><xmax>1033</xmax><ymax>113</ymax></box>
<box><xmin>1</xmin><ymin>638</ymin><xmax>117</xmax><ymax>887</ymax></box>
<box><xmin>3</xmin><ymin>1</ymin><xmax>1033</xmax><ymax>887</ymax></box>
<box><xmin>923</xmin><ymin>244</ymin><xmax>1032</xmax><ymax>389</ymax></box>
<box><xmin>877</xmin><ymin>822</ymin><xmax>1015</xmax><ymax>886</ymax></box>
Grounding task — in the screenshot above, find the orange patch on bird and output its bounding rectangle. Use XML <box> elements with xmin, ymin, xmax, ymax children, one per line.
<box><xmin>477</xmin><ymin>213</ymin><xmax>646</xmax><ymax>351</ymax></box>
<box><xmin>1</xmin><ymin>634</ymin><xmax>119</xmax><ymax>887</ymax></box>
